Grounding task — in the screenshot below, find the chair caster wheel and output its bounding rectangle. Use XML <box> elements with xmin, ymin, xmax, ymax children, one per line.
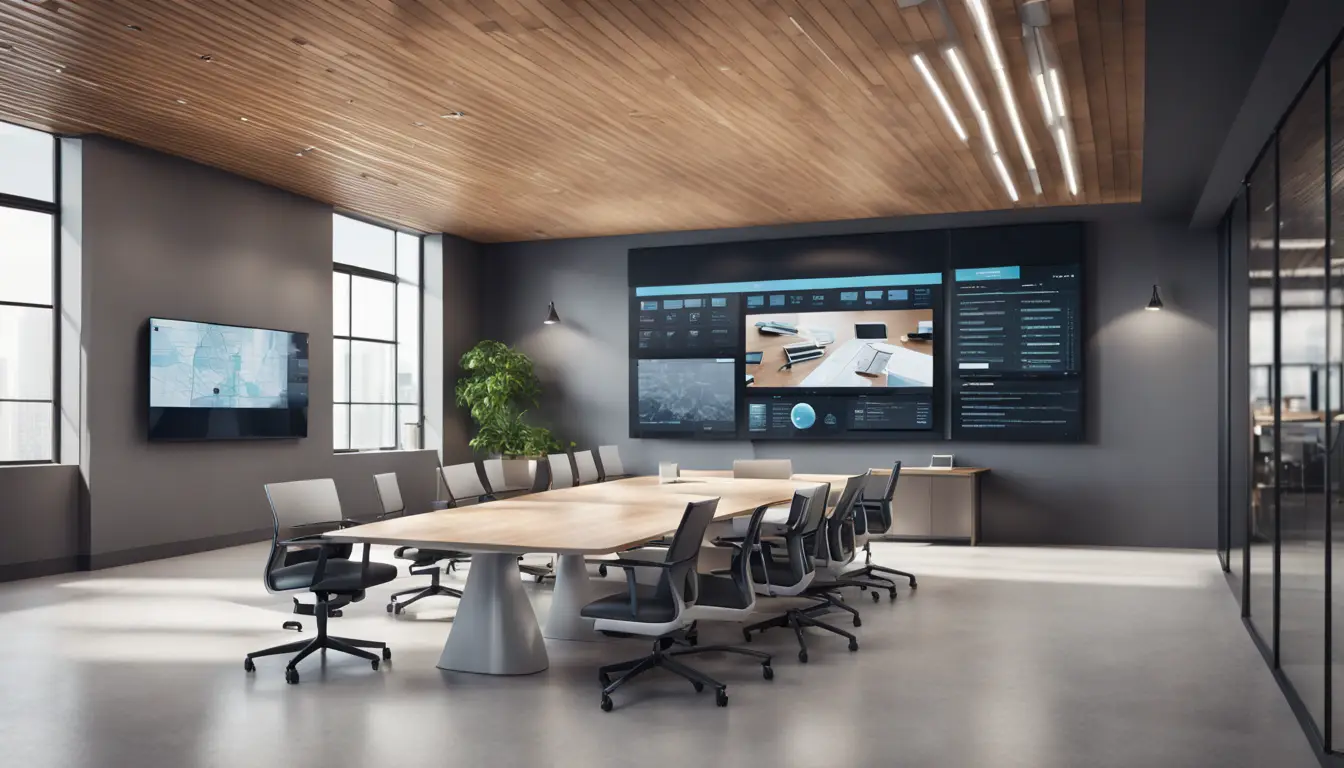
<box><xmin>282</xmin><ymin>621</ymin><xmax>303</xmax><ymax>632</ymax></box>
<box><xmin>285</xmin><ymin>667</ymin><xmax>299</xmax><ymax>685</ymax></box>
<box><xmin>330</xmin><ymin>610</ymin><xmax>343</xmax><ymax>618</ymax></box>
<box><xmin>870</xmin><ymin>591</ymin><xmax>880</xmax><ymax>603</ymax></box>
<box><xmin>382</xmin><ymin>647</ymin><xmax>392</xmax><ymax>661</ymax></box>
<box><xmin>535</xmin><ymin>574</ymin><xmax>545</xmax><ymax>584</ymax></box>
<box><xmin>848</xmin><ymin>639</ymin><xmax>859</xmax><ymax>652</ymax></box>
<box><xmin>798</xmin><ymin>650</ymin><xmax>809</xmax><ymax>664</ymax></box>
<box><xmin>600</xmin><ymin>695</ymin><xmax>613</xmax><ymax>712</ymax></box>
<box><xmin>243</xmin><ymin>658</ymin><xmax>255</xmax><ymax>673</ymax></box>
<box><xmin>599</xmin><ymin>673</ymin><xmax>611</xmax><ymax>687</ymax></box>
<box><xmin>692</xmin><ymin>681</ymin><xmax>705</xmax><ymax>693</ymax></box>
<box><xmin>598</xmin><ymin>565</ymin><xmax>608</xmax><ymax>577</ymax></box>
<box><xmin>762</xmin><ymin>664</ymin><xmax>774</xmax><ymax>681</ymax></box>
<box><xmin>743</xmin><ymin>630</ymin><xmax>753</xmax><ymax>643</ymax></box>
<box><xmin>386</xmin><ymin>603</ymin><xmax>394</xmax><ymax>613</ymax></box>
<box><xmin>715</xmin><ymin>689</ymin><xmax>728</xmax><ymax>707</ymax></box>
<box><xmin>909</xmin><ymin>580</ymin><xmax>917</xmax><ymax>588</ymax></box>
<box><xmin>686</xmin><ymin>633</ymin><xmax>698</xmax><ymax>647</ymax></box>
<box><xmin>371</xmin><ymin>659</ymin><xmax>380</xmax><ymax>671</ymax></box>
<box><xmin>888</xmin><ymin>590</ymin><xmax>897</xmax><ymax>601</ymax></box>
<box><xmin>853</xmin><ymin>616</ymin><xmax>862</xmax><ymax>627</ymax></box>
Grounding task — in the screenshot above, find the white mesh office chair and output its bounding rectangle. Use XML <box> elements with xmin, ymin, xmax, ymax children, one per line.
<box><xmin>482</xmin><ymin>458</ymin><xmax>533</xmax><ymax>498</ymax></box>
<box><xmin>440</xmin><ymin>462</ymin><xmax>493</xmax><ymax>505</ymax></box>
<box><xmin>574</xmin><ymin>449</ymin><xmax>601</xmax><ymax>485</ymax></box>
<box><xmin>376</xmin><ymin>472</ymin><xmax>466</xmax><ymax>615</ymax></box>
<box><xmin>732</xmin><ymin>459</ymin><xmax>793</xmax><ymax>479</ymax></box>
<box><xmin>244</xmin><ymin>479</ymin><xmax>396</xmax><ymax>684</ymax></box>
<box><xmin>548</xmin><ymin>453</ymin><xmax>576</xmax><ymax>489</ymax></box>
<box><xmin>597</xmin><ymin>445</ymin><xmax>630</xmax><ymax>481</ymax></box>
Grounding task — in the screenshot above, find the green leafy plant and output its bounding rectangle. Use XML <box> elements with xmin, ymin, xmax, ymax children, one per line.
<box><xmin>455</xmin><ymin>340</ymin><xmax>563</xmax><ymax>457</ymax></box>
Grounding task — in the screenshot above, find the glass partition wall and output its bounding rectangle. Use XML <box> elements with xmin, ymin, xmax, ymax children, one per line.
<box><xmin>1222</xmin><ymin>37</ymin><xmax>1344</xmax><ymax>756</ymax></box>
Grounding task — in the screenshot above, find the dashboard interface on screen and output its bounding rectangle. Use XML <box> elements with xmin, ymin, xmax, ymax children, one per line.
<box><xmin>950</xmin><ymin>265</ymin><xmax>1082</xmax><ymax>441</ymax></box>
<box><xmin>630</xmin><ymin>273</ymin><xmax>941</xmax><ymax>439</ymax></box>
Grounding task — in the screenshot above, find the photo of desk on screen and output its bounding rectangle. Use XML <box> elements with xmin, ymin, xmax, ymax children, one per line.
<box><xmin>745</xmin><ymin>310</ymin><xmax>934</xmax><ymax>389</ymax></box>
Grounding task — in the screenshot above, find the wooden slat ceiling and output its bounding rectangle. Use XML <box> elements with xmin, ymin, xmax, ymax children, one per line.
<box><xmin>0</xmin><ymin>0</ymin><xmax>1143</xmax><ymax>242</ymax></box>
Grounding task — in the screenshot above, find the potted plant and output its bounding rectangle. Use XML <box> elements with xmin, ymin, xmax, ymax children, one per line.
<box><xmin>455</xmin><ymin>341</ymin><xmax>563</xmax><ymax>482</ymax></box>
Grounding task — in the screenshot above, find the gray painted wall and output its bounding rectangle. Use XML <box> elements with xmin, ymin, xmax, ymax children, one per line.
<box><xmin>0</xmin><ymin>138</ymin><xmax>456</xmax><ymax>575</ymax></box>
<box><xmin>481</xmin><ymin>205</ymin><xmax>1220</xmax><ymax>548</ymax></box>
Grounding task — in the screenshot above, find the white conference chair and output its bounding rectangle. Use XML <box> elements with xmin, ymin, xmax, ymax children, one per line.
<box><xmin>548</xmin><ymin>453</ymin><xmax>576</xmax><ymax>489</ymax></box>
<box><xmin>441</xmin><ymin>462</ymin><xmax>492</xmax><ymax>506</ymax></box>
<box><xmin>732</xmin><ymin>459</ymin><xmax>793</xmax><ymax>479</ymax></box>
<box><xmin>597</xmin><ymin>445</ymin><xmax>630</xmax><ymax>480</ymax></box>
<box><xmin>574</xmin><ymin>449</ymin><xmax>601</xmax><ymax>485</ymax></box>
<box><xmin>482</xmin><ymin>457</ymin><xmax>533</xmax><ymax>498</ymax></box>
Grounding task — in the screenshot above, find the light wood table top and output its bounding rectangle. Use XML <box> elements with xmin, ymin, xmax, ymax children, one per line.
<box><xmin>681</xmin><ymin>467</ymin><xmax>988</xmax><ymax>480</ymax></box>
<box><xmin>328</xmin><ymin>476</ymin><xmax>820</xmax><ymax>556</ymax></box>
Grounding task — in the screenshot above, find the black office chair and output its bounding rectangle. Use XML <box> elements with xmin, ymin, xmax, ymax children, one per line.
<box><xmin>847</xmin><ymin>462</ymin><xmax>917</xmax><ymax>588</ymax></box>
<box><xmin>742</xmin><ymin>481</ymin><xmax>861</xmax><ymax>662</ymax></box>
<box><xmin>803</xmin><ymin>472</ymin><xmax>897</xmax><ymax>606</ymax></box>
<box><xmin>375</xmin><ymin>472</ymin><xmax>467</xmax><ymax>615</ymax></box>
<box><xmin>245</xmin><ymin>479</ymin><xmax>396</xmax><ymax>684</ymax></box>
<box><xmin>581</xmin><ymin>498</ymin><xmax>726</xmax><ymax>710</ymax></box>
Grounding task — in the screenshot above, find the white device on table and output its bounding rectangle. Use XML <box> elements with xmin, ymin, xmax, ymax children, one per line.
<box><xmin>853</xmin><ymin>342</ymin><xmax>896</xmax><ymax>377</ymax></box>
<box><xmin>928</xmin><ymin>454</ymin><xmax>955</xmax><ymax>470</ymax></box>
<box><xmin>658</xmin><ymin>462</ymin><xmax>681</xmax><ymax>484</ymax></box>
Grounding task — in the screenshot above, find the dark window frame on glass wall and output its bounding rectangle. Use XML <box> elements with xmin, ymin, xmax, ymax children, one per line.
<box><xmin>0</xmin><ymin>121</ymin><xmax>60</xmax><ymax>466</ymax></box>
<box><xmin>1220</xmin><ymin>30</ymin><xmax>1344</xmax><ymax>760</ymax></box>
<box><xmin>332</xmin><ymin>213</ymin><xmax>424</xmax><ymax>453</ymax></box>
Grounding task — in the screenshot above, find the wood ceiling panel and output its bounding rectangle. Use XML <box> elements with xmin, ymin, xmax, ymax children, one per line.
<box><xmin>0</xmin><ymin>0</ymin><xmax>1144</xmax><ymax>241</ymax></box>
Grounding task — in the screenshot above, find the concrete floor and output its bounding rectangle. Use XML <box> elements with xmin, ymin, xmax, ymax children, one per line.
<box><xmin>0</xmin><ymin>543</ymin><xmax>1319</xmax><ymax>768</ymax></box>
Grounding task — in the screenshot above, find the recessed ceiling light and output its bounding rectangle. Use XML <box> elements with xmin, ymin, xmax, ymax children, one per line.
<box><xmin>239</xmin><ymin>116</ymin><xmax>249</xmax><ymax>122</ymax></box>
<box><xmin>440</xmin><ymin>111</ymin><xmax>465</xmax><ymax>120</ymax></box>
<box><xmin>54</xmin><ymin>65</ymin><xmax>65</xmax><ymax>73</ymax></box>
<box><xmin>175</xmin><ymin>98</ymin><xmax>187</xmax><ymax>104</ymax></box>
<box><xmin>199</xmin><ymin>54</ymin><xmax>212</xmax><ymax>62</ymax></box>
<box><xmin>295</xmin><ymin>146</ymin><xmax>316</xmax><ymax>157</ymax></box>
<box><xmin>125</xmin><ymin>24</ymin><xmax>142</xmax><ymax>32</ymax></box>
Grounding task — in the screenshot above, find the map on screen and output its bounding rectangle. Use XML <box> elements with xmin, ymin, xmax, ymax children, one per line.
<box><xmin>150</xmin><ymin>319</ymin><xmax>293</xmax><ymax>408</ymax></box>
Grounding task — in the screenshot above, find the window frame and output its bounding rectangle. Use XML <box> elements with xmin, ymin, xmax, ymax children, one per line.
<box><xmin>0</xmin><ymin>127</ymin><xmax>60</xmax><ymax>466</ymax></box>
<box><xmin>331</xmin><ymin>217</ymin><xmax>423</xmax><ymax>453</ymax></box>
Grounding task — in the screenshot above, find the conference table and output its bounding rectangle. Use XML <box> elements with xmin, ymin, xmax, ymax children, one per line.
<box><xmin>327</xmin><ymin>475</ymin><xmax>823</xmax><ymax>675</ymax></box>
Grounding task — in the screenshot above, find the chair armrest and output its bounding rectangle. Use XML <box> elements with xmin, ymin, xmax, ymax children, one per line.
<box><xmin>605</xmin><ymin>557</ymin><xmax>678</xmax><ymax>571</ymax></box>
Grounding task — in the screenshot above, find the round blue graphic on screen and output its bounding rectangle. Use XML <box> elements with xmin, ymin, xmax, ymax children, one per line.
<box><xmin>790</xmin><ymin>402</ymin><xmax>817</xmax><ymax>430</ymax></box>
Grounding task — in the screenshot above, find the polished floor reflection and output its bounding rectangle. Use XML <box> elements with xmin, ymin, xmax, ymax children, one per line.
<box><xmin>0</xmin><ymin>543</ymin><xmax>1319</xmax><ymax>768</ymax></box>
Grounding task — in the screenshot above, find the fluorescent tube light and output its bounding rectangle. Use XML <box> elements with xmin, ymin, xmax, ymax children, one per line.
<box><xmin>965</xmin><ymin>0</ymin><xmax>1038</xmax><ymax>193</ymax></box>
<box><xmin>1056</xmin><ymin>127</ymin><xmax>1077</xmax><ymax>196</ymax></box>
<box><xmin>1035</xmin><ymin>73</ymin><xmax>1053</xmax><ymax>123</ymax></box>
<box><xmin>992</xmin><ymin>153</ymin><xmax>1019</xmax><ymax>202</ymax></box>
<box><xmin>912</xmin><ymin>53</ymin><xmax>968</xmax><ymax>142</ymax></box>
<box><xmin>1049</xmin><ymin>68</ymin><xmax>1067</xmax><ymax>118</ymax></box>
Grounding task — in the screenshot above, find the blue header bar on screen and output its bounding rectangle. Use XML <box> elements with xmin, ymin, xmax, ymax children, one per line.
<box><xmin>634</xmin><ymin>272</ymin><xmax>943</xmax><ymax>297</ymax></box>
<box><xmin>955</xmin><ymin>266</ymin><xmax>1021</xmax><ymax>282</ymax></box>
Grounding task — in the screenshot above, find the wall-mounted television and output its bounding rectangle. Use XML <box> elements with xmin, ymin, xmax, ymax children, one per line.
<box><xmin>147</xmin><ymin>318</ymin><xmax>309</xmax><ymax>441</ymax></box>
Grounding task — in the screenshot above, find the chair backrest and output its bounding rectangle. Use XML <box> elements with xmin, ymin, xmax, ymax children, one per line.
<box><xmin>482</xmin><ymin>458</ymin><xmax>507</xmax><ymax>494</ymax></box>
<box><xmin>655</xmin><ymin>498</ymin><xmax>720</xmax><ymax>609</ymax></box>
<box><xmin>372</xmin><ymin>472</ymin><xmax>404</xmax><ymax>517</ymax></box>
<box><xmin>597</xmin><ymin>445</ymin><xmax>624</xmax><ymax>479</ymax></box>
<box><xmin>727</xmin><ymin>503</ymin><xmax>771</xmax><ymax>607</ymax></box>
<box><xmin>574</xmin><ymin>449</ymin><xmax>600</xmax><ymax>485</ymax></box>
<box><xmin>441</xmin><ymin>462</ymin><xmax>490</xmax><ymax>505</ymax></box>
<box><xmin>881</xmin><ymin>461</ymin><xmax>902</xmax><ymax>502</ymax></box>
<box><xmin>262</xmin><ymin>479</ymin><xmax>345</xmax><ymax>593</ymax></box>
<box><xmin>264</xmin><ymin>478</ymin><xmax>344</xmax><ymax>528</ymax></box>
<box><xmin>821</xmin><ymin>473</ymin><xmax>869</xmax><ymax>563</ymax></box>
<box><xmin>548</xmin><ymin>453</ymin><xmax>576</xmax><ymax>489</ymax></box>
<box><xmin>775</xmin><ymin>483</ymin><xmax>829</xmax><ymax>587</ymax></box>
<box><xmin>531</xmin><ymin>458</ymin><xmax>552</xmax><ymax>493</ymax></box>
<box><xmin>733</xmin><ymin>459</ymin><xmax>793</xmax><ymax>479</ymax></box>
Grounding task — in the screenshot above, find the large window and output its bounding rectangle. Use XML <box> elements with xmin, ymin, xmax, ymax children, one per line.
<box><xmin>0</xmin><ymin>121</ymin><xmax>57</xmax><ymax>464</ymax></box>
<box><xmin>332</xmin><ymin>214</ymin><xmax>421</xmax><ymax>451</ymax></box>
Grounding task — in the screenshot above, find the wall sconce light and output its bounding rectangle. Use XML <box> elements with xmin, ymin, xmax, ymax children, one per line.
<box><xmin>544</xmin><ymin>302</ymin><xmax>561</xmax><ymax>325</ymax></box>
<box><xmin>1146</xmin><ymin>285</ymin><xmax>1164</xmax><ymax>311</ymax></box>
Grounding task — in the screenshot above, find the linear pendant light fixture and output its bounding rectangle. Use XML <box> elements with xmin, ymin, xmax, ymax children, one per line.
<box><xmin>912</xmin><ymin>53</ymin><xmax>968</xmax><ymax>142</ymax></box>
<box><xmin>944</xmin><ymin>45</ymin><xmax>1017</xmax><ymax>201</ymax></box>
<box><xmin>964</xmin><ymin>0</ymin><xmax>1041</xmax><ymax>196</ymax></box>
<box><xmin>1021</xmin><ymin>0</ymin><xmax>1080</xmax><ymax>197</ymax></box>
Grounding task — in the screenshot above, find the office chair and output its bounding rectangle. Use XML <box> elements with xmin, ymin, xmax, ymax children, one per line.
<box><xmin>597</xmin><ymin>445</ymin><xmax>631</xmax><ymax>481</ymax></box>
<box><xmin>574</xmin><ymin>449</ymin><xmax>601</xmax><ymax>485</ymax></box>
<box><xmin>846</xmin><ymin>462</ymin><xmax>917</xmax><ymax>589</ymax></box>
<box><xmin>374</xmin><ymin>472</ymin><xmax>467</xmax><ymax>615</ymax></box>
<box><xmin>675</xmin><ymin>504</ymin><xmax>776</xmax><ymax>678</ymax></box>
<box><xmin>245</xmin><ymin>479</ymin><xmax>396</xmax><ymax>684</ymax></box>
<box><xmin>581</xmin><ymin>498</ymin><xmax>727</xmax><ymax>710</ymax></box>
<box><xmin>482</xmin><ymin>458</ymin><xmax>533</xmax><ymax>498</ymax></box>
<box><xmin>742</xmin><ymin>481</ymin><xmax>862</xmax><ymax>662</ymax></box>
<box><xmin>520</xmin><ymin>459</ymin><xmax>557</xmax><ymax>583</ymax></box>
<box><xmin>548</xmin><ymin>452</ymin><xmax>577</xmax><ymax>489</ymax></box>
<box><xmin>804</xmin><ymin>472</ymin><xmax>897</xmax><ymax>604</ymax></box>
<box><xmin>441</xmin><ymin>462</ymin><xmax>494</xmax><ymax>505</ymax></box>
<box><xmin>732</xmin><ymin>458</ymin><xmax>793</xmax><ymax>479</ymax></box>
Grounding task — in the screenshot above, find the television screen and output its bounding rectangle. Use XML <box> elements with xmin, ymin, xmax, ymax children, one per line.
<box><xmin>635</xmin><ymin>358</ymin><xmax>737</xmax><ymax>436</ymax></box>
<box><xmin>744</xmin><ymin>309</ymin><xmax>934</xmax><ymax>388</ymax></box>
<box><xmin>147</xmin><ymin>318</ymin><xmax>309</xmax><ymax>440</ymax></box>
